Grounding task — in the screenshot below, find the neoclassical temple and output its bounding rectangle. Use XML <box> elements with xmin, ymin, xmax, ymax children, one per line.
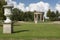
<box><xmin>34</xmin><ymin>11</ymin><xmax>44</xmax><ymax>24</ymax></box>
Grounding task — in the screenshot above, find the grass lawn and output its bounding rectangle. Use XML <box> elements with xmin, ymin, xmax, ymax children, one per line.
<box><xmin>0</xmin><ymin>22</ymin><xmax>60</xmax><ymax>40</ymax></box>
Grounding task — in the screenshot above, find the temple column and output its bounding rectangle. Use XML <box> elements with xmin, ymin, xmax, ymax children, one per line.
<box><xmin>42</xmin><ymin>12</ymin><xmax>44</xmax><ymax>22</ymax></box>
<box><xmin>34</xmin><ymin>14</ymin><xmax>38</xmax><ymax>24</ymax></box>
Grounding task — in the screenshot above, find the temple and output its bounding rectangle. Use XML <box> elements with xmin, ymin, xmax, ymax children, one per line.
<box><xmin>34</xmin><ymin>11</ymin><xmax>44</xmax><ymax>24</ymax></box>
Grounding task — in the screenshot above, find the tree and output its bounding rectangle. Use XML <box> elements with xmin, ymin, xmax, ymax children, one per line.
<box><xmin>55</xmin><ymin>10</ymin><xmax>60</xmax><ymax>21</ymax></box>
<box><xmin>24</xmin><ymin>11</ymin><xmax>34</xmax><ymax>21</ymax></box>
<box><xmin>47</xmin><ymin>9</ymin><xmax>56</xmax><ymax>21</ymax></box>
<box><xmin>0</xmin><ymin>0</ymin><xmax>6</xmax><ymax>20</ymax></box>
<box><xmin>50</xmin><ymin>11</ymin><xmax>56</xmax><ymax>21</ymax></box>
<box><xmin>12</xmin><ymin>8</ymin><xmax>34</xmax><ymax>21</ymax></box>
<box><xmin>47</xmin><ymin>9</ymin><xmax>52</xmax><ymax>20</ymax></box>
<box><xmin>47</xmin><ymin>9</ymin><xmax>51</xmax><ymax>17</ymax></box>
<box><xmin>11</xmin><ymin>8</ymin><xmax>24</xmax><ymax>21</ymax></box>
<box><xmin>12</xmin><ymin>8</ymin><xmax>21</xmax><ymax>21</ymax></box>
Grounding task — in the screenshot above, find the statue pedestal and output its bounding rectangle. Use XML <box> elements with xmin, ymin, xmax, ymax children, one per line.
<box><xmin>3</xmin><ymin>23</ymin><xmax>13</xmax><ymax>34</ymax></box>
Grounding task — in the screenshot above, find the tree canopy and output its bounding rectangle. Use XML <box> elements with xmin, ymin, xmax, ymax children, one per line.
<box><xmin>47</xmin><ymin>9</ymin><xmax>60</xmax><ymax>21</ymax></box>
<box><xmin>0</xmin><ymin>0</ymin><xmax>6</xmax><ymax>20</ymax></box>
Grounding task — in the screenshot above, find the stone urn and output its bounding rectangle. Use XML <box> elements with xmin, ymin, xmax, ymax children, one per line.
<box><xmin>3</xmin><ymin>5</ymin><xmax>13</xmax><ymax>23</ymax></box>
<box><xmin>3</xmin><ymin>5</ymin><xmax>13</xmax><ymax>34</ymax></box>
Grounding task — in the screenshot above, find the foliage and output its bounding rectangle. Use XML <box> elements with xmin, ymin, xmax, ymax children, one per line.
<box><xmin>55</xmin><ymin>10</ymin><xmax>60</xmax><ymax>21</ymax></box>
<box><xmin>47</xmin><ymin>9</ymin><xmax>60</xmax><ymax>21</ymax></box>
<box><xmin>47</xmin><ymin>9</ymin><xmax>51</xmax><ymax>17</ymax></box>
<box><xmin>11</xmin><ymin>8</ymin><xmax>23</xmax><ymax>21</ymax></box>
<box><xmin>23</xmin><ymin>11</ymin><xmax>34</xmax><ymax>21</ymax></box>
<box><xmin>12</xmin><ymin>8</ymin><xmax>34</xmax><ymax>21</ymax></box>
<box><xmin>49</xmin><ymin>11</ymin><xmax>56</xmax><ymax>21</ymax></box>
<box><xmin>0</xmin><ymin>0</ymin><xmax>6</xmax><ymax>20</ymax></box>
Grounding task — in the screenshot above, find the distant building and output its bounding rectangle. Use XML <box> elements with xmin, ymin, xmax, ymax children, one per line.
<box><xmin>34</xmin><ymin>11</ymin><xmax>44</xmax><ymax>24</ymax></box>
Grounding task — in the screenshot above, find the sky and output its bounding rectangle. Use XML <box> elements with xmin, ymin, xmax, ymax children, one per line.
<box><xmin>5</xmin><ymin>0</ymin><xmax>60</xmax><ymax>18</ymax></box>
<box><xmin>13</xmin><ymin>0</ymin><xmax>60</xmax><ymax>7</ymax></box>
<box><xmin>12</xmin><ymin>0</ymin><xmax>60</xmax><ymax>10</ymax></box>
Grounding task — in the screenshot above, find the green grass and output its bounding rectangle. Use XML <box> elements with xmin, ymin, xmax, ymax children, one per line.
<box><xmin>0</xmin><ymin>23</ymin><xmax>60</xmax><ymax>40</ymax></box>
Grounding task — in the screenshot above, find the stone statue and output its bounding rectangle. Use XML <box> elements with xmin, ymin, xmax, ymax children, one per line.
<box><xmin>4</xmin><ymin>5</ymin><xmax>13</xmax><ymax>23</ymax></box>
<box><xmin>3</xmin><ymin>0</ymin><xmax>13</xmax><ymax>33</ymax></box>
<box><xmin>3</xmin><ymin>0</ymin><xmax>13</xmax><ymax>23</ymax></box>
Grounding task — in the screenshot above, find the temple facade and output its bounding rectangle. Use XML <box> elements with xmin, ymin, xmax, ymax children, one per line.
<box><xmin>34</xmin><ymin>11</ymin><xmax>44</xmax><ymax>24</ymax></box>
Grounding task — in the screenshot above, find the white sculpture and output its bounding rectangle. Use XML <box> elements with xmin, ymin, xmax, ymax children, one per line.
<box><xmin>3</xmin><ymin>5</ymin><xmax>13</xmax><ymax>23</ymax></box>
<box><xmin>3</xmin><ymin>0</ymin><xmax>13</xmax><ymax>33</ymax></box>
<box><xmin>3</xmin><ymin>0</ymin><xmax>13</xmax><ymax>23</ymax></box>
